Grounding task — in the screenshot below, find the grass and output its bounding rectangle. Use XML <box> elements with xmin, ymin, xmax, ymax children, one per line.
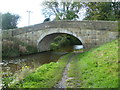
<box><xmin>5</xmin><ymin>39</ymin><xmax>119</xmax><ymax>88</ymax></box>
<box><xmin>67</xmin><ymin>39</ymin><xmax>119</xmax><ymax>88</ymax></box>
<box><xmin>66</xmin><ymin>53</ymin><xmax>81</xmax><ymax>88</ymax></box>
<box><xmin>11</xmin><ymin>53</ymin><xmax>73</xmax><ymax>88</ymax></box>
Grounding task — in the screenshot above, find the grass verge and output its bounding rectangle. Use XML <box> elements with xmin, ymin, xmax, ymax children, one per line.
<box><xmin>11</xmin><ymin>53</ymin><xmax>73</xmax><ymax>88</ymax></box>
<box><xmin>67</xmin><ymin>39</ymin><xmax>118</xmax><ymax>88</ymax></box>
<box><xmin>66</xmin><ymin>53</ymin><xmax>81</xmax><ymax>88</ymax></box>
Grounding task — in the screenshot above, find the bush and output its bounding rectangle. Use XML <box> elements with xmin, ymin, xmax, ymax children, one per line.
<box><xmin>2</xmin><ymin>37</ymin><xmax>37</xmax><ymax>57</ymax></box>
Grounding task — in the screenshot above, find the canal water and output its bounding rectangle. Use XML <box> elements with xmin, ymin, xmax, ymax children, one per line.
<box><xmin>2</xmin><ymin>51</ymin><xmax>68</xmax><ymax>88</ymax></box>
<box><xmin>1</xmin><ymin>45</ymin><xmax>83</xmax><ymax>88</ymax></box>
<box><xmin>2</xmin><ymin>51</ymin><xmax>65</xmax><ymax>74</ymax></box>
<box><xmin>2</xmin><ymin>45</ymin><xmax>75</xmax><ymax>75</ymax></box>
<box><xmin>2</xmin><ymin>45</ymin><xmax>83</xmax><ymax>75</ymax></box>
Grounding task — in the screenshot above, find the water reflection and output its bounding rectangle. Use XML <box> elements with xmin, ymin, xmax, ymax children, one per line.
<box><xmin>2</xmin><ymin>45</ymin><xmax>84</xmax><ymax>88</ymax></box>
<box><xmin>2</xmin><ymin>45</ymin><xmax>84</xmax><ymax>74</ymax></box>
<box><xmin>2</xmin><ymin>51</ymin><xmax>63</xmax><ymax>74</ymax></box>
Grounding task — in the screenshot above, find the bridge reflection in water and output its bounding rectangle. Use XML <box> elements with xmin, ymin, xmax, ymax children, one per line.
<box><xmin>2</xmin><ymin>45</ymin><xmax>82</xmax><ymax>76</ymax></box>
<box><xmin>2</xmin><ymin>20</ymin><xmax>118</xmax><ymax>88</ymax></box>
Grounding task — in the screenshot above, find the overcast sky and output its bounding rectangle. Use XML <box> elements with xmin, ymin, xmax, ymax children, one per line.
<box><xmin>0</xmin><ymin>0</ymin><xmax>119</xmax><ymax>28</ymax></box>
<box><xmin>0</xmin><ymin>0</ymin><xmax>45</xmax><ymax>27</ymax></box>
<box><xmin>0</xmin><ymin>0</ymin><xmax>88</xmax><ymax>28</ymax></box>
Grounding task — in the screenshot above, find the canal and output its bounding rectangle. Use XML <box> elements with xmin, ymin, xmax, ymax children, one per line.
<box><xmin>2</xmin><ymin>45</ymin><xmax>83</xmax><ymax>88</ymax></box>
<box><xmin>2</xmin><ymin>51</ymin><xmax>65</xmax><ymax>74</ymax></box>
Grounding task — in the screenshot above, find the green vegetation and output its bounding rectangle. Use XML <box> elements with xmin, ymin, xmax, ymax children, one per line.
<box><xmin>12</xmin><ymin>53</ymin><xmax>72</xmax><ymax>88</ymax></box>
<box><xmin>4</xmin><ymin>39</ymin><xmax>118</xmax><ymax>88</ymax></box>
<box><xmin>66</xmin><ymin>53</ymin><xmax>81</xmax><ymax>88</ymax></box>
<box><xmin>42</xmin><ymin>1</ymin><xmax>82</xmax><ymax>20</ymax></box>
<box><xmin>68</xmin><ymin>39</ymin><xmax>118</xmax><ymax>88</ymax></box>
<box><xmin>2</xmin><ymin>65</ymin><xmax>34</xmax><ymax>88</ymax></box>
<box><xmin>2</xmin><ymin>12</ymin><xmax>20</xmax><ymax>30</ymax></box>
<box><xmin>42</xmin><ymin>1</ymin><xmax>119</xmax><ymax>21</ymax></box>
<box><xmin>2</xmin><ymin>37</ymin><xmax>37</xmax><ymax>58</ymax></box>
<box><xmin>50</xmin><ymin>34</ymin><xmax>82</xmax><ymax>51</ymax></box>
<box><xmin>84</xmin><ymin>2</ymin><xmax>119</xmax><ymax>21</ymax></box>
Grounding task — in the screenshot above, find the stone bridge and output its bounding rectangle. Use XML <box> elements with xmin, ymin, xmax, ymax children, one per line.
<box><xmin>2</xmin><ymin>20</ymin><xmax>118</xmax><ymax>52</ymax></box>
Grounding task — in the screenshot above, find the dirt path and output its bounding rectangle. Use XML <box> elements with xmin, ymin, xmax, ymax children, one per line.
<box><xmin>54</xmin><ymin>53</ymin><xmax>75</xmax><ymax>88</ymax></box>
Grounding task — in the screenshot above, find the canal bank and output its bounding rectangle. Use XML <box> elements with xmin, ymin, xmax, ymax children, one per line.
<box><xmin>9</xmin><ymin>53</ymin><xmax>73</xmax><ymax>88</ymax></box>
<box><xmin>2</xmin><ymin>39</ymin><xmax>118</xmax><ymax>88</ymax></box>
<box><xmin>2</xmin><ymin>51</ymin><xmax>67</xmax><ymax>88</ymax></box>
<box><xmin>2</xmin><ymin>38</ymin><xmax>83</xmax><ymax>88</ymax></box>
<box><xmin>67</xmin><ymin>39</ymin><xmax>118</xmax><ymax>88</ymax></box>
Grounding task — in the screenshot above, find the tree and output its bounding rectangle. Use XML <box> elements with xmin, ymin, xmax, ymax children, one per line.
<box><xmin>50</xmin><ymin>34</ymin><xmax>82</xmax><ymax>50</ymax></box>
<box><xmin>2</xmin><ymin>12</ymin><xmax>20</xmax><ymax>30</ymax></box>
<box><xmin>83</xmin><ymin>2</ymin><xmax>120</xmax><ymax>21</ymax></box>
<box><xmin>42</xmin><ymin>0</ymin><xmax>82</xmax><ymax>20</ymax></box>
<box><xmin>111</xmin><ymin>2</ymin><xmax>120</xmax><ymax>20</ymax></box>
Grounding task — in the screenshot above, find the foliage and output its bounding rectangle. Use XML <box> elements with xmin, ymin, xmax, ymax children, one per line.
<box><xmin>6</xmin><ymin>39</ymin><xmax>118</xmax><ymax>88</ymax></box>
<box><xmin>2</xmin><ymin>70</ymin><xmax>15</xmax><ymax>88</ymax></box>
<box><xmin>50</xmin><ymin>34</ymin><xmax>82</xmax><ymax>50</ymax></box>
<box><xmin>84</xmin><ymin>2</ymin><xmax>120</xmax><ymax>21</ymax></box>
<box><xmin>2</xmin><ymin>37</ymin><xmax>37</xmax><ymax>58</ymax></box>
<box><xmin>42</xmin><ymin>0</ymin><xmax>82</xmax><ymax>20</ymax></box>
<box><xmin>68</xmin><ymin>39</ymin><xmax>118</xmax><ymax>88</ymax></box>
<box><xmin>2</xmin><ymin>12</ymin><xmax>20</xmax><ymax>30</ymax></box>
<box><xmin>12</xmin><ymin>53</ymin><xmax>72</xmax><ymax>88</ymax></box>
<box><xmin>2</xmin><ymin>65</ymin><xmax>33</xmax><ymax>88</ymax></box>
<box><xmin>2</xmin><ymin>76</ymin><xmax>15</xmax><ymax>88</ymax></box>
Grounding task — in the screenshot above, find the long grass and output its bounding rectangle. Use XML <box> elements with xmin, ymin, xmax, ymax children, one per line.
<box><xmin>68</xmin><ymin>39</ymin><xmax>118</xmax><ymax>88</ymax></box>
<box><xmin>7</xmin><ymin>39</ymin><xmax>119</xmax><ymax>88</ymax></box>
<box><xmin>12</xmin><ymin>53</ymin><xmax>73</xmax><ymax>88</ymax></box>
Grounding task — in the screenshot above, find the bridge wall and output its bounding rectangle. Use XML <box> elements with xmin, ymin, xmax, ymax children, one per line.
<box><xmin>36</xmin><ymin>28</ymin><xmax>118</xmax><ymax>51</ymax></box>
<box><xmin>2</xmin><ymin>20</ymin><xmax>118</xmax><ymax>52</ymax></box>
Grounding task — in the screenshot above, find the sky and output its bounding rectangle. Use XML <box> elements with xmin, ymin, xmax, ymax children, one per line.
<box><xmin>0</xmin><ymin>0</ymin><xmax>87</xmax><ymax>28</ymax></box>
<box><xmin>0</xmin><ymin>0</ymin><xmax>45</xmax><ymax>27</ymax></box>
<box><xmin>0</xmin><ymin>0</ymin><xmax>119</xmax><ymax>28</ymax></box>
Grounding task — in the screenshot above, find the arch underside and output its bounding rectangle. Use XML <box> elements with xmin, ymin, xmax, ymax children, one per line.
<box><xmin>37</xmin><ymin>31</ymin><xmax>84</xmax><ymax>52</ymax></box>
<box><xmin>37</xmin><ymin>28</ymin><xmax>118</xmax><ymax>52</ymax></box>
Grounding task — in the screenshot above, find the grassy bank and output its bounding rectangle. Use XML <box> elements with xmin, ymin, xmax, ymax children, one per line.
<box><xmin>67</xmin><ymin>39</ymin><xmax>118</xmax><ymax>88</ymax></box>
<box><xmin>11</xmin><ymin>53</ymin><xmax>73</xmax><ymax>88</ymax></box>
<box><xmin>4</xmin><ymin>39</ymin><xmax>119</xmax><ymax>88</ymax></box>
<box><xmin>2</xmin><ymin>37</ymin><xmax>37</xmax><ymax>58</ymax></box>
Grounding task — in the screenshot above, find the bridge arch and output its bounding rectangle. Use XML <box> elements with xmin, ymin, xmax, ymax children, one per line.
<box><xmin>37</xmin><ymin>29</ymin><xmax>84</xmax><ymax>52</ymax></box>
